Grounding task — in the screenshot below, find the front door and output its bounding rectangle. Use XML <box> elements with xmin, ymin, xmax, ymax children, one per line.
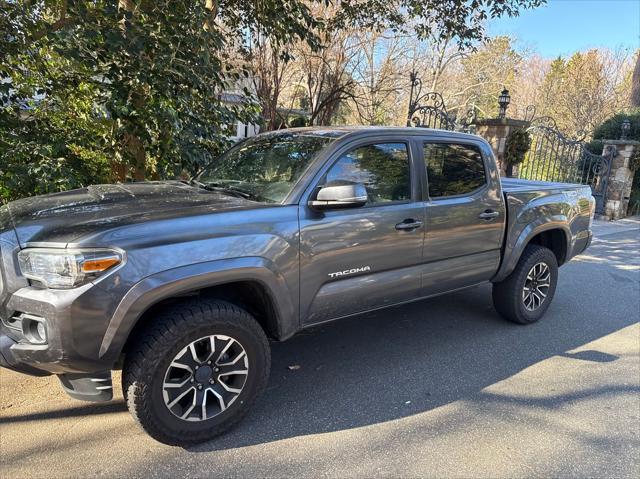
<box><xmin>299</xmin><ymin>140</ymin><xmax>425</xmax><ymax>325</ymax></box>
<box><xmin>421</xmin><ymin>140</ymin><xmax>506</xmax><ymax>295</ymax></box>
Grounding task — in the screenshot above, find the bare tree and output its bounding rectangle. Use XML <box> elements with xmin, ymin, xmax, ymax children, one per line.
<box><xmin>294</xmin><ymin>23</ymin><xmax>359</xmax><ymax>125</ymax></box>
<box><xmin>247</xmin><ymin>35</ymin><xmax>294</xmax><ymax>131</ymax></box>
<box><xmin>347</xmin><ymin>31</ymin><xmax>407</xmax><ymax>125</ymax></box>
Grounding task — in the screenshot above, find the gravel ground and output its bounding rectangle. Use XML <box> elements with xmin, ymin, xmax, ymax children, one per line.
<box><xmin>1</xmin><ymin>221</ymin><xmax>639</xmax><ymax>478</ymax></box>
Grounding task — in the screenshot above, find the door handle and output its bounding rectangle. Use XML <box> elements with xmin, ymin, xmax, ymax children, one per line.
<box><xmin>478</xmin><ymin>210</ymin><xmax>500</xmax><ymax>220</ymax></box>
<box><xmin>395</xmin><ymin>219</ymin><xmax>423</xmax><ymax>231</ymax></box>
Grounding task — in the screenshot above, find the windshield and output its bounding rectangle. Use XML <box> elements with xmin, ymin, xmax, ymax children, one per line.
<box><xmin>197</xmin><ymin>132</ymin><xmax>337</xmax><ymax>203</ymax></box>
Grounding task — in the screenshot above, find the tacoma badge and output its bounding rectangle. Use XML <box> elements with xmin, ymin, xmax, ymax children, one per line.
<box><xmin>328</xmin><ymin>266</ymin><xmax>371</xmax><ymax>278</ymax></box>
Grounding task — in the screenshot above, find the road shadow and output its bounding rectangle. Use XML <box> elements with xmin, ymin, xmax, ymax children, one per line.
<box><xmin>0</xmin><ymin>401</ymin><xmax>126</xmax><ymax>425</ymax></box>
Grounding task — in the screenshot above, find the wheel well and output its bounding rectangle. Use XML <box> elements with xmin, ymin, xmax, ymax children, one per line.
<box><xmin>528</xmin><ymin>229</ymin><xmax>567</xmax><ymax>265</ymax></box>
<box><xmin>119</xmin><ymin>281</ymin><xmax>279</xmax><ymax>367</ymax></box>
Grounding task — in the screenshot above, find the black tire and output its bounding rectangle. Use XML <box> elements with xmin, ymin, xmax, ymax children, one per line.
<box><xmin>122</xmin><ymin>299</ymin><xmax>270</xmax><ymax>446</ymax></box>
<box><xmin>492</xmin><ymin>244</ymin><xmax>558</xmax><ymax>324</ymax></box>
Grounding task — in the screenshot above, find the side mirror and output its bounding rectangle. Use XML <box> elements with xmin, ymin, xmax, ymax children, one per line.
<box><xmin>309</xmin><ymin>181</ymin><xmax>368</xmax><ymax>209</ymax></box>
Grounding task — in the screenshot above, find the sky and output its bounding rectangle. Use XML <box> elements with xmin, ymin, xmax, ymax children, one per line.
<box><xmin>488</xmin><ymin>0</ymin><xmax>640</xmax><ymax>58</ymax></box>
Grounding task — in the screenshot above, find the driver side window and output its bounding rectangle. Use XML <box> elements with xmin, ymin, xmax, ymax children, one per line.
<box><xmin>324</xmin><ymin>143</ymin><xmax>411</xmax><ymax>204</ymax></box>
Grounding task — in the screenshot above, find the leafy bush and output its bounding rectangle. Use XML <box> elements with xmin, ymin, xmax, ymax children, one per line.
<box><xmin>592</xmin><ymin>110</ymin><xmax>640</xmax><ymax>142</ymax></box>
<box><xmin>289</xmin><ymin>116</ymin><xmax>308</xmax><ymax>128</ymax></box>
<box><xmin>0</xmin><ymin>1</ymin><xmax>316</xmax><ymax>203</ymax></box>
<box><xmin>585</xmin><ymin>139</ymin><xmax>604</xmax><ymax>155</ymax></box>
<box><xmin>504</xmin><ymin>128</ymin><xmax>531</xmax><ymax>165</ymax></box>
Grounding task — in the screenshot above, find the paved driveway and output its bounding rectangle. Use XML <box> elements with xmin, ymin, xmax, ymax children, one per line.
<box><xmin>1</xmin><ymin>221</ymin><xmax>639</xmax><ymax>478</ymax></box>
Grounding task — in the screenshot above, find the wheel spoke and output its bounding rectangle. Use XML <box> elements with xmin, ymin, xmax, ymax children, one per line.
<box><xmin>524</xmin><ymin>293</ymin><xmax>533</xmax><ymax>309</ymax></box>
<box><xmin>180</xmin><ymin>393</ymin><xmax>197</xmax><ymax>420</ymax></box>
<box><xmin>167</xmin><ymin>385</ymin><xmax>195</xmax><ymax>408</ymax></box>
<box><xmin>199</xmin><ymin>388</ymin><xmax>209</xmax><ymax>421</ymax></box>
<box><xmin>169</xmin><ymin>360</ymin><xmax>193</xmax><ymax>374</ymax></box>
<box><xmin>203</xmin><ymin>336</ymin><xmax>217</xmax><ymax>363</ymax></box>
<box><xmin>218</xmin><ymin>381</ymin><xmax>243</xmax><ymax>394</ymax></box>
<box><xmin>533</xmin><ymin>292</ymin><xmax>542</xmax><ymax>308</ymax></box>
<box><xmin>215</xmin><ymin>338</ymin><xmax>236</xmax><ymax>365</ymax></box>
<box><xmin>163</xmin><ymin>375</ymin><xmax>192</xmax><ymax>389</ymax></box>
<box><xmin>210</xmin><ymin>387</ymin><xmax>227</xmax><ymax>412</ymax></box>
<box><xmin>217</xmin><ymin>350</ymin><xmax>246</xmax><ymax>367</ymax></box>
<box><xmin>189</xmin><ymin>342</ymin><xmax>202</xmax><ymax>364</ymax></box>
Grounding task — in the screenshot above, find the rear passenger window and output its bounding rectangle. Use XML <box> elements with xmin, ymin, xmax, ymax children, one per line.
<box><xmin>424</xmin><ymin>143</ymin><xmax>486</xmax><ymax>198</ymax></box>
<box><xmin>324</xmin><ymin>143</ymin><xmax>411</xmax><ymax>204</ymax></box>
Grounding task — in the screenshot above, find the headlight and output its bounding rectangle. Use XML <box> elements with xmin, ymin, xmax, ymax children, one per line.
<box><xmin>17</xmin><ymin>248</ymin><xmax>123</xmax><ymax>289</ymax></box>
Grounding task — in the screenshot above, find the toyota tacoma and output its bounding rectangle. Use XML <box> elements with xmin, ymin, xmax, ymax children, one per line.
<box><xmin>0</xmin><ymin>127</ymin><xmax>595</xmax><ymax>445</ymax></box>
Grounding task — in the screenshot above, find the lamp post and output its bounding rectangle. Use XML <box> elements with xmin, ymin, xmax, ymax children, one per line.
<box><xmin>498</xmin><ymin>87</ymin><xmax>510</xmax><ymax>119</ymax></box>
<box><xmin>621</xmin><ymin>119</ymin><xmax>631</xmax><ymax>140</ymax></box>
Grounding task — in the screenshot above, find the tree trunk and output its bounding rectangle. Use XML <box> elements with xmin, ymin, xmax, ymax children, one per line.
<box><xmin>118</xmin><ymin>0</ymin><xmax>147</xmax><ymax>181</ymax></box>
<box><xmin>505</xmin><ymin>163</ymin><xmax>514</xmax><ymax>178</ymax></box>
<box><xmin>123</xmin><ymin>132</ymin><xmax>147</xmax><ymax>181</ymax></box>
<box><xmin>632</xmin><ymin>54</ymin><xmax>640</xmax><ymax>108</ymax></box>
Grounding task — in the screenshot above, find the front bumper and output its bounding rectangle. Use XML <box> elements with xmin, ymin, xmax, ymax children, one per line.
<box><xmin>0</xmin><ymin>281</ymin><xmax>123</xmax><ymax>375</ymax></box>
<box><xmin>0</xmin><ymin>333</ymin><xmax>114</xmax><ymax>401</ymax></box>
<box><xmin>0</xmin><ymin>333</ymin><xmax>51</xmax><ymax>376</ymax></box>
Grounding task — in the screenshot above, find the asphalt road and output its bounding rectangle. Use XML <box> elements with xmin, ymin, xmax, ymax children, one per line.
<box><xmin>1</xmin><ymin>220</ymin><xmax>639</xmax><ymax>478</ymax></box>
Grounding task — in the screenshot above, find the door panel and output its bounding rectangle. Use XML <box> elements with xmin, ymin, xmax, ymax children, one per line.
<box><xmin>299</xmin><ymin>140</ymin><xmax>425</xmax><ymax>325</ymax></box>
<box><xmin>300</xmin><ymin>203</ymin><xmax>425</xmax><ymax>324</ymax></box>
<box><xmin>421</xmin><ymin>141</ymin><xmax>505</xmax><ymax>295</ymax></box>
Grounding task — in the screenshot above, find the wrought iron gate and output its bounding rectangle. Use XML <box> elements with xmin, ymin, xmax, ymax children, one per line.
<box><xmin>406</xmin><ymin>72</ymin><xmax>474</xmax><ymax>131</ymax></box>
<box><xmin>407</xmin><ymin>90</ymin><xmax>457</xmax><ymax>130</ymax></box>
<box><xmin>519</xmin><ymin>120</ymin><xmax>613</xmax><ymax>214</ymax></box>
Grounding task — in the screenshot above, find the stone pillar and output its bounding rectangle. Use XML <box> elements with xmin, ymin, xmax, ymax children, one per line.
<box><xmin>601</xmin><ymin>140</ymin><xmax>639</xmax><ymax>220</ymax></box>
<box><xmin>473</xmin><ymin>118</ymin><xmax>530</xmax><ymax>176</ymax></box>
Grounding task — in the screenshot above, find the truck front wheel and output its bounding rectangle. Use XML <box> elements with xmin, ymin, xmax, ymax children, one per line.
<box><xmin>492</xmin><ymin>244</ymin><xmax>558</xmax><ymax>324</ymax></box>
<box><xmin>122</xmin><ymin>300</ymin><xmax>270</xmax><ymax>446</ymax></box>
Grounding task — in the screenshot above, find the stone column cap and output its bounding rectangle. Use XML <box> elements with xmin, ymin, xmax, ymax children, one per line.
<box><xmin>473</xmin><ymin>118</ymin><xmax>530</xmax><ymax>128</ymax></box>
<box><xmin>602</xmin><ymin>139</ymin><xmax>640</xmax><ymax>145</ymax></box>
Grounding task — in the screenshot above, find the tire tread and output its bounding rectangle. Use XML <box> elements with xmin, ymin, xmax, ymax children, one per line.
<box><xmin>122</xmin><ymin>299</ymin><xmax>270</xmax><ymax>446</ymax></box>
<box><xmin>492</xmin><ymin>244</ymin><xmax>558</xmax><ymax>324</ymax></box>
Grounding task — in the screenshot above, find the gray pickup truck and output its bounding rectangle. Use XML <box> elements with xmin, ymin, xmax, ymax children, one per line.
<box><xmin>1</xmin><ymin>127</ymin><xmax>594</xmax><ymax>445</ymax></box>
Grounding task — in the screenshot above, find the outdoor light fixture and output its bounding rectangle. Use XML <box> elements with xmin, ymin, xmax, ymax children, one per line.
<box><xmin>621</xmin><ymin>119</ymin><xmax>631</xmax><ymax>140</ymax></box>
<box><xmin>498</xmin><ymin>87</ymin><xmax>510</xmax><ymax>119</ymax></box>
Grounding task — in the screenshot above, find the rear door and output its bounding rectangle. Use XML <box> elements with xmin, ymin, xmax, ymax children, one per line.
<box><xmin>298</xmin><ymin>138</ymin><xmax>425</xmax><ymax>325</ymax></box>
<box><xmin>421</xmin><ymin>139</ymin><xmax>505</xmax><ymax>295</ymax></box>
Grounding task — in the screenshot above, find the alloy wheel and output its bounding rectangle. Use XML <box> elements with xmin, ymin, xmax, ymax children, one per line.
<box><xmin>162</xmin><ymin>335</ymin><xmax>249</xmax><ymax>422</ymax></box>
<box><xmin>522</xmin><ymin>262</ymin><xmax>551</xmax><ymax>312</ymax></box>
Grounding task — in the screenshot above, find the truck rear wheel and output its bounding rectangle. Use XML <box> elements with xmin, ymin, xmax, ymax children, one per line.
<box><xmin>122</xmin><ymin>299</ymin><xmax>270</xmax><ymax>446</ymax></box>
<box><xmin>492</xmin><ymin>244</ymin><xmax>558</xmax><ymax>324</ymax></box>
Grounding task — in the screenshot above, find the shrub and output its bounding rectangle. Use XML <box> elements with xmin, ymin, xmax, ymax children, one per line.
<box><xmin>289</xmin><ymin>116</ymin><xmax>308</xmax><ymax>128</ymax></box>
<box><xmin>592</xmin><ymin>110</ymin><xmax>640</xmax><ymax>142</ymax></box>
<box><xmin>504</xmin><ymin>128</ymin><xmax>531</xmax><ymax>166</ymax></box>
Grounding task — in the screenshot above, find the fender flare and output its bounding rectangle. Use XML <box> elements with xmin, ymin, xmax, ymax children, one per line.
<box><xmin>98</xmin><ymin>257</ymin><xmax>296</xmax><ymax>362</ymax></box>
<box><xmin>493</xmin><ymin>218</ymin><xmax>572</xmax><ymax>283</ymax></box>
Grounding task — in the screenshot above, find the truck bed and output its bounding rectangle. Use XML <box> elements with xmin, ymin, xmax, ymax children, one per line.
<box><xmin>500</xmin><ymin>177</ymin><xmax>585</xmax><ymax>193</ymax></box>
